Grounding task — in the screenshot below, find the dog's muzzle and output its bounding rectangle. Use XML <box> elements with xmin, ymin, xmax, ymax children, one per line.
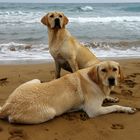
<box><xmin>54</xmin><ymin>18</ymin><xmax>61</xmax><ymax>28</ymax></box>
<box><xmin>108</xmin><ymin>77</ymin><xmax>115</xmax><ymax>86</ymax></box>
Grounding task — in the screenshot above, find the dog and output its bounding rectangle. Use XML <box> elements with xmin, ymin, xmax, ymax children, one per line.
<box><xmin>41</xmin><ymin>11</ymin><xmax>99</xmax><ymax>78</ymax></box>
<box><xmin>0</xmin><ymin>61</ymin><xmax>136</xmax><ymax>124</ymax></box>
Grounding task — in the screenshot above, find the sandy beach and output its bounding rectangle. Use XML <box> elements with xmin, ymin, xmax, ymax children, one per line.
<box><xmin>0</xmin><ymin>58</ymin><xmax>139</xmax><ymax>140</ymax></box>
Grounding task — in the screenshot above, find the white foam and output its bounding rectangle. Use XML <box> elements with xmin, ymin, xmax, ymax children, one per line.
<box><xmin>80</xmin><ymin>6</ymin><xmax>93</xmax><ymax>11</ymax></box>
<box><xmin>90</xmin><ymin>46</ymin><xmax>140</xmax><ymax>58</ymax></box>
<box><xmin>69</xmin><ymin>16</ymin><xmax>140</xmax><ymax>23</ymax></box>
<box><xmin>0</xmin><ymin>11</ymin><xmax>42</xmax><ymax>24</ymax></box>
<box><xmin>0</xmin><ymin>42</ymin><xmax>51</xmax><ymax>61</ymax></box>
<box><xmin>1</xmin><ymin>10</ymin><xmax>140</xmax><ymax>24</ymax></box>
<box><xmin>0</xmin><ymin>42</ymin><xmax>140</xmax><ymax>63</ymax></box>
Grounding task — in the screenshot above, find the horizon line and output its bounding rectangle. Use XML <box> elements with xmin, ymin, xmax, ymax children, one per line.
<box><xmin>0</xmin><ymin>2</ymin><xmax>140</xmax><ymax>3</ymax></box>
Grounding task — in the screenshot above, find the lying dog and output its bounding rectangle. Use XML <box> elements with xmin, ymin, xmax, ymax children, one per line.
<box><xmin>41</xmin><ymin>11</ymin><xmax>99</xmax><ymax>78</ymax></box>
<box><xmin>0</xmin><ymin>61</ymin><xmax>136</xmax><ymax>124</ymax></box>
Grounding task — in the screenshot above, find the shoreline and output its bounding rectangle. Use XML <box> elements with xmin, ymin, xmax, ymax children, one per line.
<box><xmin>0</xmin><ymin>40</ymin><xmax>140</xmax><ymax>64</ymax></box>
<box><xmin>0</xmin><ymin>57</ymin><xmax>140</xmax><ymax>65</ymax></box>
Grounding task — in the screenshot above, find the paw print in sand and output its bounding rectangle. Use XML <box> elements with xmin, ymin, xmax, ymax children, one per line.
<box><xmin>111</xmin><ymin>124</ymin><xmax>124</xmax><ymax>130</ymax></box>
<box><xmin>8</xmin><ymin>127</ymin><xmax>28</xmax><ymax>140</ymax></box>
<box><xmin>0</xmin><ymin>77</ymin><xmax>8</xmax><ymax>86</ymax></box>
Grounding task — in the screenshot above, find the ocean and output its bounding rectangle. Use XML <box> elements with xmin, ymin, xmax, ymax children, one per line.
<box><xmin>0</xmin><ymin>3</ymin><xmax>140</xmax><ymax>64</ymax></box>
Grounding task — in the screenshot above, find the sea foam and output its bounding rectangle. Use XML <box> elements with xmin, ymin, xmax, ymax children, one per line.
<box><xmin>0</xmin><ymin>41</ymin><xmax>140</xmax><ymax>63</ymax></box>
<box><xmin>80</xmin><ymin>6</ymin><xmax>93</xmax><ymax>11</ymax></box>
<box><xmin>69</xmin><ymin>16</ymin><xmax>140</xmax><ymax>23</ymax></box>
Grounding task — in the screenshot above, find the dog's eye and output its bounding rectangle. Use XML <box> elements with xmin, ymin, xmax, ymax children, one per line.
<box><xmin>113</xmin><ymin>68</ymin><xmax>117</xmax><ymax>71</ymax></box>
<box><xmin>50</xmin><ymin>15</ymin><xmax>54</xmax><ymax>18</ymax></box>
<box><xmin>59</xmin><ymin>15</ymin><xmax>62</xmax><ymax>18</ymax></box>
<box><xmin>101</xmin><ymin>69</ymin><xmax>107</xmax><ymax>72</ymax></box>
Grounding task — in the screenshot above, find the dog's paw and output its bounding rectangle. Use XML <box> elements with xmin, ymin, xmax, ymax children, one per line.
<box><xmin>128</xmin><ymin>108</ymin><xmax>137</xmax><ymax>114</ymax></box>
<box><xmin>111</xmin><ymin>97</ymin><xmax>119</xmax><ymax>103</ymax></box>
<box><xmin>124</xmin><ymin>107</ymin><xmax>137</xmax><ymax>114</ymax></box>
<box><xmin>104</xmin><ymin>96</ymin><xmax>119</xmax><ymax>103</ymax></box>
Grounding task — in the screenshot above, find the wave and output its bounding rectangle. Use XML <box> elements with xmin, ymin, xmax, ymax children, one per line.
<box><xmin>0</xmin><ymin>20</ymin><xmax>39</xmax><ymax>24</ymax></box>
<box><xmin>0</xmin><ymin>10</ymin><xmax>43</xmax><ymax>24</ymax></box>
<box><xmin>1</xmin><ymin>14</ymin><xmax>140</xmax><ymax>24</ymax></box>
<box><xmin>69</xmin><ymin>16</ymin><xmax>140</xmax><ymax>23</ymax></box>
<box><xmin>0</xmin><ymin>42</ymin><xmax>50</xmax><ymax>61</ymax></box>
<box><xmin>79</xmin><ymin>6</ymin><xmax>93</xmax><ymax>11</ymax></box>
<box><xmin>1</xmin><ymin>41</ymin><xmax>140</xmax><ymax>52</ymax></box>
<box><xmin>84</xmin><ymin>40</ymin><xmax>140</xmax><ymax>49</ymax></box>
<box><xmin>0</xmin><ymin>41</ymin><xmax>140</xmax><ymax>62</ymax></box>
<box><xmin>0</xmin><ymin>42</ymin><xmax>48</xmax><ymax>52</ymax></box>
<box><xmin>84</xmin><ymin>41</ymin><xmax>140</xmax><ymax>58</ymax></box>
<box><xmin>0</xmin><ymin>10</ymin><xmax>42</xmax><ymax>16</ymax></box>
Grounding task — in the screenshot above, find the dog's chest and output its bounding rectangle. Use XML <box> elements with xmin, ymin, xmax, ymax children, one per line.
<box><xmin>49</xmin><ymin>47</ymin><xmax>66</xmax><ymax>63</ymax></box>
<box><xmin>49</xmin><ymin>46</ymin><xmax>60</xmax><ymax>57</ymax></box>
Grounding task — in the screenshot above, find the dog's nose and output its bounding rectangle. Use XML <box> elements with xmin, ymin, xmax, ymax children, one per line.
<box><xmin>55</xmin><ymin>18</ymin><xmax>60</xmax><ymax>24</ymax></box>
<box><xmin>54</xmin><ymin>18</ymin><xmax>61</xmax><ymax>28</ymax></box>
<box><xmin>108</xmin><ymin>77</ymin><xmax>115</xmax><ymax>86</ymax></box>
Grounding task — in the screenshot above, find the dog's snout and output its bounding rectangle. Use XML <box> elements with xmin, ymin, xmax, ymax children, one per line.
<box><xmin>55</xmin><ymin>18</ymin><xmax>60</xmax><ymax>23</ymax></box>
<box><xmin>108</xmin><ymin>77</ymin><xmax>115</xmax><ymax>86</ymax></box>
<box><xmin>55</xmin><ymin>18</ymin><xmax>60</xmax><ymax>27</ymax></box>
<box><xmin>54</xmin><ymin>18</ymin><xmax>61</xmax><ymax>28</ymax></box>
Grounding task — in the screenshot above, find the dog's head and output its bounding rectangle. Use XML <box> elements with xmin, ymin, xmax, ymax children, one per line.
<box><xmin>88</xmin><ymin>61</ymin><xmax>124</xmax><ymax>87</ymax></box>
<box><xmin>41</xmin><ymin>11</ymin><xmax>69</xmax><ymax>29</ymax></box>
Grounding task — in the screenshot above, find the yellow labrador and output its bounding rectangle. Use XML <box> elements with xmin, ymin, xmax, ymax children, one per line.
<box><xmin>0</xmin><ymin>61</ymin><xmax>136</xmax><ymax>124</ymax></box>
<box><xmin>41</xmin><ymin>11</ymin><xmax>99</xmax><ymax>78</ymax></box>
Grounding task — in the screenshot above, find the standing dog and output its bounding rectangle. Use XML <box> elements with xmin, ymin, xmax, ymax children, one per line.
<box><xmin>0</xmin><ymin>61</ymin><xmax>136</xmax><ymax>124</ymax></box>
<box><xmin>41</xmin><ymin>11</ymin><xmax>99</xmax><ymax>78</ymax></box>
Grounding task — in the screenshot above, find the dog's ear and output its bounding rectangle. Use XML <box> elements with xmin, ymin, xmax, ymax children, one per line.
<box><xmin>41</xmin><ymin>14</ymin><xmax>49</xmax><ymax>26</ymax></box>
<box><xmin>63</xmin><ymin>16</ymin><xmax>69</xmax><ymax>27</ymax></box>
<box><xmin>118</xmin><ymin>65</ymin><xmax>124</xmax><ymax>82</ymax></box>
<box><xmin>88</xmin><ymin>66</ymin><xmax>99</xmax><ymax>84</ymax></box>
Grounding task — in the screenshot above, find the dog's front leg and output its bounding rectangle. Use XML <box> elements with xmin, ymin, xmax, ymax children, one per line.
<box><xmin>55</xmin><ymin>60</ymin><xmax>61</xmax><ymax>78</ymax></box>
<box><xmin>86</xmin><ymin>105</ymin><xmax>136</xmax><ymax>118</ymax></box>
<box><xmin>68</xmin><ymin>58</ymin><xmax>79</xmax><ymax>72</ymax></box>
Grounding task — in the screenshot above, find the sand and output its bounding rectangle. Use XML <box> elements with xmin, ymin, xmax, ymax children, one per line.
<box><xmin>0</xmin><ymin>58</ymin><xmax>140</xmax><ymax>140</ymax></box>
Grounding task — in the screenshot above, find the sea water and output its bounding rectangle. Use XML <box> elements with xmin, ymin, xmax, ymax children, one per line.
<box><xmin>0</xmin><ymin>3</ymin><xmax>140</xmax><ymax>63</ymax></box>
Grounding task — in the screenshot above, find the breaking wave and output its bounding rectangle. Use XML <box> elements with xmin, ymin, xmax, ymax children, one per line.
<box><xmin>0</xmin><ymin>41</ymin><xmax>140</xmax><ymax>63</ymax></box>
<box><xmin>79</xmin><ymin>6</ymin><xmax>93</xmax><ymax>11</ymax></box>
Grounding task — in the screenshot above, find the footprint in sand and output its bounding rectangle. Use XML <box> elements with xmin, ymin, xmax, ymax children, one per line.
<box><xmin>111</xmin><ymin>124</ymin><xmax>124</xmax><ymax>130</ymax></box>
<box><xmin>0</xmin><ymin>77</ymin><xmax>9</xmax><ymax>86</ymax></box>
<box><xmin>126</xmin><ymin>74</ymin><xmax>136</xmax><ymax>78</ymax></box>
<box><xmin>123</xmin><ymin>79</ymin><xmax>137</xmax><ymax>88</ymax></box>
<box><xmin>44</xmin><ymin>128</ymin><xmax>49</xmax><ymax>132</ymax></box>
<box><xmin>133</xmin><ymin>73</ymin><xmax>140</xmax><ymax>76</ymax></box>
<box><xmin>126</xmin><ymin>73</ymin><xmax>140</xmax><ymax>79</ymax></box>
<box><xmin>8</xmin><ymin>127</ymin><xmax>27</xmax><ymax>140</ymax></box>
<box><xmin>121</xmin><ymin>89</ymin><xmax>133</xmax><ymax>96</ymax></box>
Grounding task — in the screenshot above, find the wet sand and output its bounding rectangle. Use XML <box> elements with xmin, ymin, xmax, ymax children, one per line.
<box><xmin>0</xmin><ymin>58</ymin><xmax>140</xmax><ymax>140</ymax></box>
